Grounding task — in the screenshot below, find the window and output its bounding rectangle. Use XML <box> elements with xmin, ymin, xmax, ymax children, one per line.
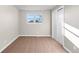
<box><xmin>27</xmin><ymin>15</ymin><xmax>42</xmax><ymax>23</ymax></box>
<box><xmin>27</xmin><ymin>15</ymin><xmax>34</xmax><ymax>23</ymax></box>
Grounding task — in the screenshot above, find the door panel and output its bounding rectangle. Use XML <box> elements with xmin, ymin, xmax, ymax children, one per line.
<box><xmin>56</xmin><ymin>6</ymin><xmax>64</xmax><ymax>45</ymax></box>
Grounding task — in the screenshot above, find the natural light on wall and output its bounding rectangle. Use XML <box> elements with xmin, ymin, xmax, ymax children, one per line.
<box><xmin>64</xmin><ymin>23</ymin><xmax>79</xmax><ymax>48</ymax></box>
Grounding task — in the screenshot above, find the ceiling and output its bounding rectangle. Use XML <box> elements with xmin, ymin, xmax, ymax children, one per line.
<box><xmin>15</xmin><ymin>5</ymin><xmax>56</xmax><ymax>11</ymax></box>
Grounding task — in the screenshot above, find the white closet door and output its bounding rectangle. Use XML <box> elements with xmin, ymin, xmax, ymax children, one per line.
<box><xmin>56</xmin><ymin>6</ymin><xmax>64</xmax><ymax>45</ymax></box>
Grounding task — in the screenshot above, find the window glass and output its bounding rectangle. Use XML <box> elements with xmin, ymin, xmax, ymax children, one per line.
<box><xmin>27</xmin><ymin>15</ymin><xmax>42</xmax><ymax>23</ymax></box>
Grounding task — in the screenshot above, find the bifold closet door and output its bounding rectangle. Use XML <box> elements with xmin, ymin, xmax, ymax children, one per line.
<box><xmin>56</xmin><ymin>6</ymin><xmax>64</xmax><ymax>45</ymax></box>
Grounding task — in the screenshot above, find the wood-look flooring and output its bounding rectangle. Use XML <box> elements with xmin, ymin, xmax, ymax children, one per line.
<box><xmin>2</xmin><ymin>36</ymin><xmax>66</xmax><ymax>53</ymax></box>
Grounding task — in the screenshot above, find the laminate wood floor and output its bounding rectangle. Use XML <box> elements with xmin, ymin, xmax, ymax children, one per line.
<box><xmin>2</xmin><ymin>36</ymin><xmax>66</xmax><ymax>53</ymax></box>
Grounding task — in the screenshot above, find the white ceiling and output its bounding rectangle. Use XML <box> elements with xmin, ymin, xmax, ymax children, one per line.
<box><xmin>15</xmin><ymin>5</ymin><xmax>56</xmax><ymax>10</ymax></box>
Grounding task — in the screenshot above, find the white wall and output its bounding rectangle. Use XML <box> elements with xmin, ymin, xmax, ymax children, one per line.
<box><xmin>65</xmin><ymin>6</ymin><xmax>79</xmax><ymax>29</ymax></box>
<box><xmin>0</xmin><ymin>6</ymin><xmax>19</xmax><ymax>51</ymax></box>
<box><xmin>19</xmin><ymin>10</ymin><xmax>51</xmax><ymax>36</ymax></box>
<box><xmin>52</xmin><ymin>9</ymin><xmax>57</xmax><ymax>38</ymax></box>
<box><xmin>64</xmin><ymin>5</ymin><xmax>79</xmax><ymax>52</ymax></box>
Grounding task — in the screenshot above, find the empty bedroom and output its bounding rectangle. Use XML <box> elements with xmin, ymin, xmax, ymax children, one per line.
<box><xmin>0</xmin><ymin>5</ymin><xmax>79</xmax><ymax>53</ymax></box>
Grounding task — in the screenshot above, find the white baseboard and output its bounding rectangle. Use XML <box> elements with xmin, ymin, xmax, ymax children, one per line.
<box><xmin>52</xmin><ymin>36</ymin><xmax>71</xmax><ymax>53</ymax></box>
<box><xmin>19</xmin><ymin>35</ymin><xmax>51</xmax><ymax>37</ymax></box>
<box><xmin>63</xmin><ymin>46</ymin><xmax>71</xmax><ymax>53</ymax></box>
<box><xmin>0</xmin><ymin>35</ymin><xmax>19</xmax><ymax>53</ymax></box>
<box><xmin>52</xmin><ymin>36</ymin><xmax>62</xmax><ymax>45</ymax></box>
